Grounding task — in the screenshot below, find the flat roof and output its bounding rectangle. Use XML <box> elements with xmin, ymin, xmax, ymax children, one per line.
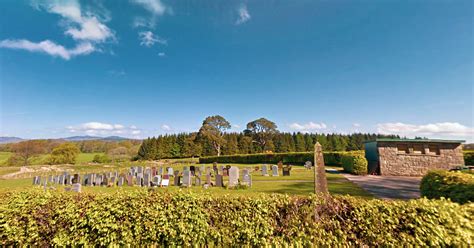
<box><xmin>364</xmin><ymin>138</ymin><xmax>465</xmax><ymax>144</ymax></box>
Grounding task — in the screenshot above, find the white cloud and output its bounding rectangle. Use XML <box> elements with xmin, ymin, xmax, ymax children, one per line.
<box><xmin>289</xmin><ymin>122</ymin><xmax>327</xmax><ymax>132</ymax></box>
<box><xmin>139</xmin><ymin>31</ymin><xmax>167</xmax><ymax>47</ymax></box>
<box><xmin>377</xmin><ymin>122</ymin><xmax>474</xmax><ymax>140</ymax></box>
<box><xmin>158</xmin><ymin>52</ymin><xmax>165</xmax><ymax>57</ymax></box>
<box><xmin>44</xmin><ymin>0</ymin><xmax>115</xmax><ymax>42</ymax></box>
<box><xmin>131</xmin><ymin>0</ymin><xmax>169</xmax><ymax>29</ymax></box>
<box><xmin>0</xmin><ymin>0</ymin><xmax>113</xmax><ymax>60</ymax></box>
<box><xmin>161</xmin><ymin>124</ymin><xmax>171</xmax><ymax>131</ymax></box>
<box><xmin>235</xmin><ymin>4</ymin><xmax>251</xmax><ymax>25</ymax></box>
<box><xmin>0</xmin><ymin>39</ymin><xmax>94</xmax><ymax>60</ymax></box>
<box><xmin>352</xmin><ymin>123</ymin><xmax>361</xmax><ymax>128</ymax></box>
<box><xmin>66</xmin><ymin>122</ymin><xmax>141</xmax><ymax>136</ymax></box>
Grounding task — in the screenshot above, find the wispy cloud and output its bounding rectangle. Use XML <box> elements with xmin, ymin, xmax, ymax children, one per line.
<box><xmin>67</xmin><ymin>122</ymin><xmax>141</xmax><ymax>136</ymax></box>
<box><xmin>1</xmin><ymin>0</ymin><xmax>114</xmax><ymax>60</ymax></box>
<box><xmin>161</xmin><ymin>124</ymin><xmax>171</xmax><ymax>131</ymax></box>
<box><xmin>0</xmin><ymin>39</ymin><xmax>94</xmax><ymax>60</ymax></box>
<box><xmin>235</xmin><ymin>4</ymin><xmax>251</xmax><ymax>25</ymax></box>
<box><xmin>131</xmin><ymin>0</ymin><xmax>169</xmax><ymax>28</ymax></box>
<box><xmin>139</xmin><ymin>31</ymin><xmax>167</xmax><ymax>47</ymax></box>
<box><xmin>377</xmin><ymin>122</ymin><xmax>474</xmax><ymax>140</ymax></box>
<box><xmin>289</xmin><ymin>122</ymin><xmax>327</xmax><ymax>133</ymax></box>
<box><xmin>158</xmin><ymin>52</ymin><xmax>166</xmax><ymax>57</ymax></box>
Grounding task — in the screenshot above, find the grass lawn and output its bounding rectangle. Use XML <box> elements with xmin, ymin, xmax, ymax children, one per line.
<box><xmin>0</xmin><ymin>162</ymin><xmax>373</xmax><ymax>198</ymax></box>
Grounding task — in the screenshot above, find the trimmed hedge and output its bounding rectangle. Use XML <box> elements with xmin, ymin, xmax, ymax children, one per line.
<box><xmin>342</xmin><ymin>154</ymin><xmax>368</xmax><ymax>175</ymax></box>
<box><xmin>0</xmin><ymin>190</ymin><xmax>472</xmax><ymax>246</ymax></box>
<box><xmin>464</xmin><ymin>151</ymin><xmax>474</xmax><ymax>165</ymax></box>
<box><xmin>420</xmin><ymin>170</ymin><xmax>474</xmax><ymax>204</ymax></box>
<box><xmin>199</xmin><ymin>151</ymin><xmax>364</xmax><ymax>166</ymax></box>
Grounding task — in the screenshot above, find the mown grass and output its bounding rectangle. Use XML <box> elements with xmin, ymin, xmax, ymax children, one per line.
<box><xmin>0</xmin><ymin>163</ymin><xmax>372</xmax><ymax>198</ymax></box>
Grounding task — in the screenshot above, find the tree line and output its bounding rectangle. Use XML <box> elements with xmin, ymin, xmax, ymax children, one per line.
<box><xmin>136</xmin><ymin>116</ymin><xmax>399</xmax><ymax>160</ymax></box>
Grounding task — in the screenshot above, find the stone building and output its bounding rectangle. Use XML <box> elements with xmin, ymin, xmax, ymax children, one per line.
<box><xmin>364</xmin><ymin>139</ymin><xmax>465</xmax><ymax>176</ymax></box>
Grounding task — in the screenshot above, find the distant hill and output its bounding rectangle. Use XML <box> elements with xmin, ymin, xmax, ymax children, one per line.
<box><xmin>0</xmin><ymin>136</ymin><xmax>136</xmax><ymax>144</ymax></box>
<box><xmin>0</xmin><ymin>137</ymin><xmax>24</xmax><ymax>144</ymax></box>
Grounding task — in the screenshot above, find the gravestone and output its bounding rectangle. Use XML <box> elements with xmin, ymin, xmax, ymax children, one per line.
<box><xmin>103</xmin><ymin>176</ymin><xmax>109</xmax><ymax>186</ymax></box>
<box><xmin>206</xmin><ymin>173</ymin><xmax>211</xmax><ymax>185</ymax></box>
<box><xmin>151</xmin><ymin>167</ymin><xmax>157</xmax><ymax>177</ymax></box>
<box><xmin>304</xmin><ymin>161</ymin><xmax>313</xmax><ymax>170</ymax></box>
<box><xmin>144</xmin><ymin>173</ymin><xmax>151</xmax><ymax>187</ymax></box>
<box><xmin>219</xmin><ymin>166</ymin><xmax>224</xmax><ymax>175</ymax></box>
<box><xmin>174</xmin><ymin>170</ymin><xmax>181</xmax><ymax>186</ymax></box>
<box><xmin>183</xmin><ymin>170</ymin><xmax>191</xmax><ymax>187</ymax></box>
<box><xmin>242</xmin><ymin>174</ymin><xmax>252</xmax><ymax>187</ymax></box>
<box><xmin>59</xmin><ymin>175</ymin><xmax>65</xmax><ymax>185</ymax></box>
<box><xmin>161</xmin><ymin>175</ymin><xmax>169</xmax><ymax>186</ymax></box>
<box><xmin>72</xmin><ymin>174</ymin><xmax>80</xmax><ymax>184</ymax></box>
<box><xmin>262</xmin><ymin>165</ymin><xmax>269</xmax><ymax>176</ymax></box>
<box><xmin>136</xmin><ymin>175</ymin><xmax>143</xmax><ymax>186</ymax></box>
<box><xmin>158</xmin><ymin>167</ymin><xmax>164</xmax><ymax>175</ymax></box>
<box><xmin>167</xmin><ymin>167</ymin><xmax>173</xmax><ymax>176</ymax></box>
<box><xmin>33</xmin><ymin>176</ymin><xmax>41</xmax><ymax>185</ymax></box>
<box><xmin>118</xmin><ymin>176</ymin><xmax>124</xmax><ymax>186</ymax></box>
<box><xmin>206</xmin><ymin>166</ymin><xmax>211</xmax><ymax>176</ymax></box>
<box><xmin>282</xmin><ymin>165</ymin><xmax>291</xmax><ymax>176</ymax></box>
<box><xmin>215</xmin><ymin>174</ymin><xmax>223</xmax><ymax>187</ymax></box>
<box><xmin>72</xmin><ymin>183</ymin><xmax>82</xmax><ymax>193</ymax></box>
<box><xmin>228</xmin><ymin>166</ymin><xmax>239</xmax><ymax>187</ymax></box>
<box><xmin>153</xmin><ymin>175</ymin><xmax>162</xmax><ymax>186</ymax></box>
<box><xmin>278</xmin><ymin>161</ymin><xmax>284</xmax><ymax>170</ymax></box>
<box><xmin>127</xmin><ymin>175</ymin><xmax>133</xmax><ymax>186</ymax></box>
<box><xmin>195</xmin><ymin>175</ymin><xmax>201</xmax><ymax>186</ymax></box>
<box><xmin>254</xmin><ymin>166</ymin><xmax>260</xmax><ymax>172</ymax></box>
<box><xmin>314</xmin><ymin>142</ymin><xmax>328</xmax><ymax>194</ymax></box>
<box><xmin>272</xmin><ymin>165</ymin><xmax>279</xmax><ymax>176</ymax></box>
<box><xmin>190</xmin><ymin>166</ymin><xmax>195</xmax><ymax>176</ymax></box>
<box><xmin>48</xmin><ymin>175</ymin><xmax>53</xmax><ymax>183</ymax></box>
<box><xmin>223</xmin><ymin>168</ymin><xmax>229</xmax><ymax>176</ymax></box>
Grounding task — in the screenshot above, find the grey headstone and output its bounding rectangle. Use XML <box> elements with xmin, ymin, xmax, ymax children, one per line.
<box><xmin>215</xmin><ymin>174</ymin><xmax>223</xmax><ymax>187</ymax></box>
<box><xmin>72</xmin><ymin>183</ymin><xmax>82</xmax><ymax>193</ymax></box>
<box><xmin>262</xmin><ymin>165</ymin><xmax>269</xmax><ymax>176</ymax></box>
<box><xmin>118</xmin><ymin>176</ymin><xmax>124</xmax><ymax>186</ymax></box>
<box><xmin>243</xmin><ymin>174</ymin><xmax>252</xmax><ymax>187</ymax></box>
<box><xmin>182</xmin><ymin>170</ymin><xmax>191</xmax><ymax>187</ymax></box>
<box><xmin>228</xmin><ymin>166</ymin><xmax>239</xmax><ymax>187</ymax></box>
<box><xmin>272</xmin><ymin>165</ymin><xmax>279</xmax><ymax>176</ymax></box>
<box><xmin>167</xmin><ymin>167</ymin><xmax>173</xmax><ymax>176</ymax></box>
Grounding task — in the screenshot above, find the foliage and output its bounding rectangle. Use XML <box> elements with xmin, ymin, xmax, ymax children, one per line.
<box><xmin>464</xmin><ymin>151</ymin><xmax>474</xmax><ymax>165</ymax></box>
<box><xmin>199</xmin><ymin>151</ymin><xmax>364</xmax><ymax>165</ymax></box>
<box><xmin>245</xmin><ymin>118</ymin><xmax>278</xmax><ymax>152</ymax></box>
<box><xmin>341</xmin><ymin>154</ymin><xmax>368</xmax><ymax>175</ymax></box>
<box><xmin>136</xmin><ymin>131</ymin><xmax>395</xmax><ymax>160</ymax></box>
<box><xmin>47</xmin><ymin>143</ymin><xmax>80</xmax><ymax>165</ymax></box>
<box><xmin>197</xmin><ymin>115</ymin><xmax>231</xmax><ymax>156</ymax></box>
<box><xmin>8</xmin><ymin>140</ymin><xmax>46</xmax><ymax>166</ymax></box>
<box><xmin>420</xmin><ymin>170</ymin><xmax>474</xmax><ymax>204</ymax></box>
<box><xmin>92</xmin><ymin>154</ymin><xmax>112</xmax><ymax>163</ymax></box>
<box><xmin>0</xmin><ymin>190</ymin><xmax>472</xmax><ymax>246</ymax></box>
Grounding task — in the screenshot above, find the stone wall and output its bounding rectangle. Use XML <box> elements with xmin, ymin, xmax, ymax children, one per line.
<box><xmin>377</xmin><ymin>142</ymin><xmax>464</xmax><ymax>176</ymax></box>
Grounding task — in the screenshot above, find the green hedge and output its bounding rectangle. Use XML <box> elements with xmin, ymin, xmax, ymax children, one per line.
<box><xmin>342</xmin><ymin>154</ymin><xmax>368</xmax><ymax>175</ymax></box>
<box><xmin>464</xmin><ymin>151</ymin><xmax>474</xmax><ymax>165</ymax></box>
<box><xmin>420</xmin><ymin>170</ymin><xmax>474</xmax><ymax>204</ymax></box>
<box><xmin>0</xmin><ymin>190</ymin><xmax>472</xmax><ymax>246</ymax></box>
<box><xmin>199</xmin><ymin>151</ymin><xmax>364</xmax><ymax>166</ymax></box>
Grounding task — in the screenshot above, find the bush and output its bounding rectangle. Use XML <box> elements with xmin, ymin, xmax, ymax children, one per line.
<box><xmin>47</xmin><ymin>143</ymin><xmax>80</xmax><ymax>165</ymax></box>
<box><xmin>199</xmin><ymin>151</ymin><xmax>364</xmax><ymax>166</ymax></box>
<box><xmin>92</xmin><ymin>154</ymin><xmax>111</xmax><ymax>163</ymax></box>
<box><xmin>341</xmin><ymin>154</ymin><xmax>368</xmax><ymax>175</ymax></box>
<box><xmin>464</xmin><ymin>151</ymin><xmax>474</xmax><ymax>165</ymax></box>
<box><xmin>420</xmin><ymin>170</ymin><xmax>474</xmax><ymax>204</ymax></box>
<box><xmin>0</xmin><ymin>191</ymin><xmax>472</xmax><ymax>246</ymax></box>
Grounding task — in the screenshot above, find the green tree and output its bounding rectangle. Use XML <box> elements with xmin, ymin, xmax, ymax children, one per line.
<box><xmin>294</xmin><ymin>132</ymin><xmax>306</xmax><ymax>152</ymax></box>
<box><xmin>48</xmin><ymin>143</ymin><xmax>80</xmax><ymax>165</ymax></box>
<box><xmin>198</xmin><ymin>115</ymin><xmax>231</xmax><ymax>156</ymax></box>
<box><xmin>245</xmin><ymin>118</ymin><xmax>278</xmax><ymax>151</ymax></box>
<box><xmin>9</xmin><ymin>140</ymin><xmax>46</xmax><ymax>166</ymax></box>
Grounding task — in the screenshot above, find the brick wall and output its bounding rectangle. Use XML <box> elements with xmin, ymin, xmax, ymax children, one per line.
<box><xmin>377</xmin><ymin>142</ymin><xmax>464</xmax><ymax>176</ymax></box>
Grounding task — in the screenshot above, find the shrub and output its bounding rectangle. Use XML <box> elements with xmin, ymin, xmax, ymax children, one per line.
<box><xmin>341</xmin><ymin>154</ymin><xmax>368</xmax><ymax>175</ymax></box>
<box><xmin>199</xmin><ymin>151</ymin><xmax>364</xmax><ymax>166</ymax></box>
<box><xmin>92</xmin><ymin>154</ymin><xmax>111</xmax><ymax>163</ymax></box>
<box><xmin>464</xmin><ymin>151</ymin><xmax>474</xmax><ymax>165</ymax></box>
<box><xmin>0</xmin><ymin>190</ymin><xmax>472</xmax><ymax>246</ymax></box>
<box><xmin>420</xmin><ymin>170</ymin><xmax>474</xmax><ymax>204</ymax></box>
<box><xmin>47</xmin><ymin>143</ymin><xmax>80</xmax><ymax>165</ymax></box>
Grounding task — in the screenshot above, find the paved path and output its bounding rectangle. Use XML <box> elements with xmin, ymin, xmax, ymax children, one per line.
<box><xmin>342</xmin><ymin>174</ymin><xmax>422</xmax><ymax>200</ymax></box>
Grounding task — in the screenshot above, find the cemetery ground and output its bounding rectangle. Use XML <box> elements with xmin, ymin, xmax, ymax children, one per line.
<box><xmin>0</xmin><ymin>158</ymin><xmax>372</xmax><ymax>198</ymax></box>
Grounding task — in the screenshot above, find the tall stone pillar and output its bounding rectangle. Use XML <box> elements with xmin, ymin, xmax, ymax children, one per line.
<box><xmin>314</xmin><ymin>142</ymin><xmax>328</xmax><ymax>194</ymax></box>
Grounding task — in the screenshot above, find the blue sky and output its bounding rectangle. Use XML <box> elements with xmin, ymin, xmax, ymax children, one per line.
<box><xmin>0</xmin><ymin>0</ymin><xmax>473</xmax><ymax>141</ymax></box>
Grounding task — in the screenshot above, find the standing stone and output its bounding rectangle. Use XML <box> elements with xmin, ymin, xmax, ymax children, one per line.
<box><xmin>158</xmin><ymin>167</ymin><xmax>164</xmax><ymax>175</ymax></box>
<box><xmin>254</xmin><ymin>166</ymin><xmax>260</xmax><ymax>172</ymax></box>
<box><xmin>261</xmin><ymin>165</ymin><xmax>269</xmax><ymax>176</ymax></box>
<box><xmin>118</xmin><ymin>176</ymin><xmax>124</xmax><ymax>186</ymax></box>
<box><xmin>151</xmin><ymin>167</ymin><xmax>157</xmax><ymax>177</ymax></box>
<box><xmin>72</xmin><ymin>183</ymin><xmax>82</xmax><ymax>193</ymax></box>
<box><xmin>144</xmin><ymin>173</ymin><xmax>151</xmax><ymax>187</ymax></box>
<box><xmin>277</xmin><ymin>161</ymin><xmax>284</xmax><ymax>170</ymax></box>
<box><xmin>282</xmin><ymin>166</ymin><xmax>292</xmax><ymax>176</ymax></box>
<box><xmin>304</xmin><ymin>161</ymin><xmax>313</xmax><ymax>170</ymax></box>
<box><xmin>174</xmin><ymin>170</ymin><xmax>180</xmax><ymax>186</ymax></box>
<box><xmin>215</xmin><ymin>174</ymin><xmax>223</xmax><ymax>187</ymax></box>
<box><xmin>228</xmin><ymin>166</ymin><xmax>239</xmax><ymax>187</ymax></box>
<box><xmin>48</xmin><ymin>175</ymin><xmax>53</xmax><ymax>183</ymax></box>
<box><xmin>33</xmin><ymin>176</ymin><xmax>41</xmax><ymax>185</ymax></box>
<box><xmin>161</xmin><ymin>175</ymin><xmax>170</xmax><ymax>186</ymax></box>
<box><xmin>314</xmin><ymin>142</ymin><xmax>328</xmax><ymax>194</ymax></box>
<box><xmin>206</xmin><ymin>173</ymin><xmax>211</xmax><ymax>185</ymax></box>
<box><xmin>72</xmin><ymin>174</ymin><xmax>80</xmax><ymax>184</ymax></box>
<box><xmin>223</xmin><ymin>168</ymin><xmax>229</xmax><ymax>176</ymax></box>
<box><xmin>190</xmin><ymin>166</ymin><xmax>196</xmax><ymax>176</ymax></box>
<box><xmin>182</xmin><ymin>170</ymin><xmax>191</xmax><ymax>187</ymax></box>
<box><xmin>242</xmin><ymin>174</ymin><xmax>252</xmax><ymax>187</ymax></box>
<box><xmin>136</xmin><ymin>175</ymin><xmax>143</xmax><ymax>186</ymax></box>
<box><xmin>167</xmin><ymin>167</ymin><xmax>173</xmax><ymax>176</ymax></box>
<box><xmin>271</xmin><ymin>165</ymin><xmax>279</xmax><ymax>176</ymax></box>
<box><xmin>153</xmin><ymin>175</ymin><xmax>162</xmax><ymax>186</ymax></box>
<box><xmin>127</xmin><ymin>175</ymin><xmax>133</xmax><ymax>186</ymax></box>
<box><xmin>195</xmin><ymin>175</ymin><xmax>201</xmax><ymax>186</ymax></box>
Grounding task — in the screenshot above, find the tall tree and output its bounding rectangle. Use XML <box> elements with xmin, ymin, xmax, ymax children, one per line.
<box><xmin>9</xmin><ymin>140</ymin><xmax>46</xmax><ymax>166</ymax></box>
<box><xmin>245</xmin><ymin>118</ymin><xmax>278</xmax><ymax>151</ymax></box>
<box><xmin>198</xmin><ymin>115</ymin><xmax>231</xmax><ymax>156</ymax></box>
